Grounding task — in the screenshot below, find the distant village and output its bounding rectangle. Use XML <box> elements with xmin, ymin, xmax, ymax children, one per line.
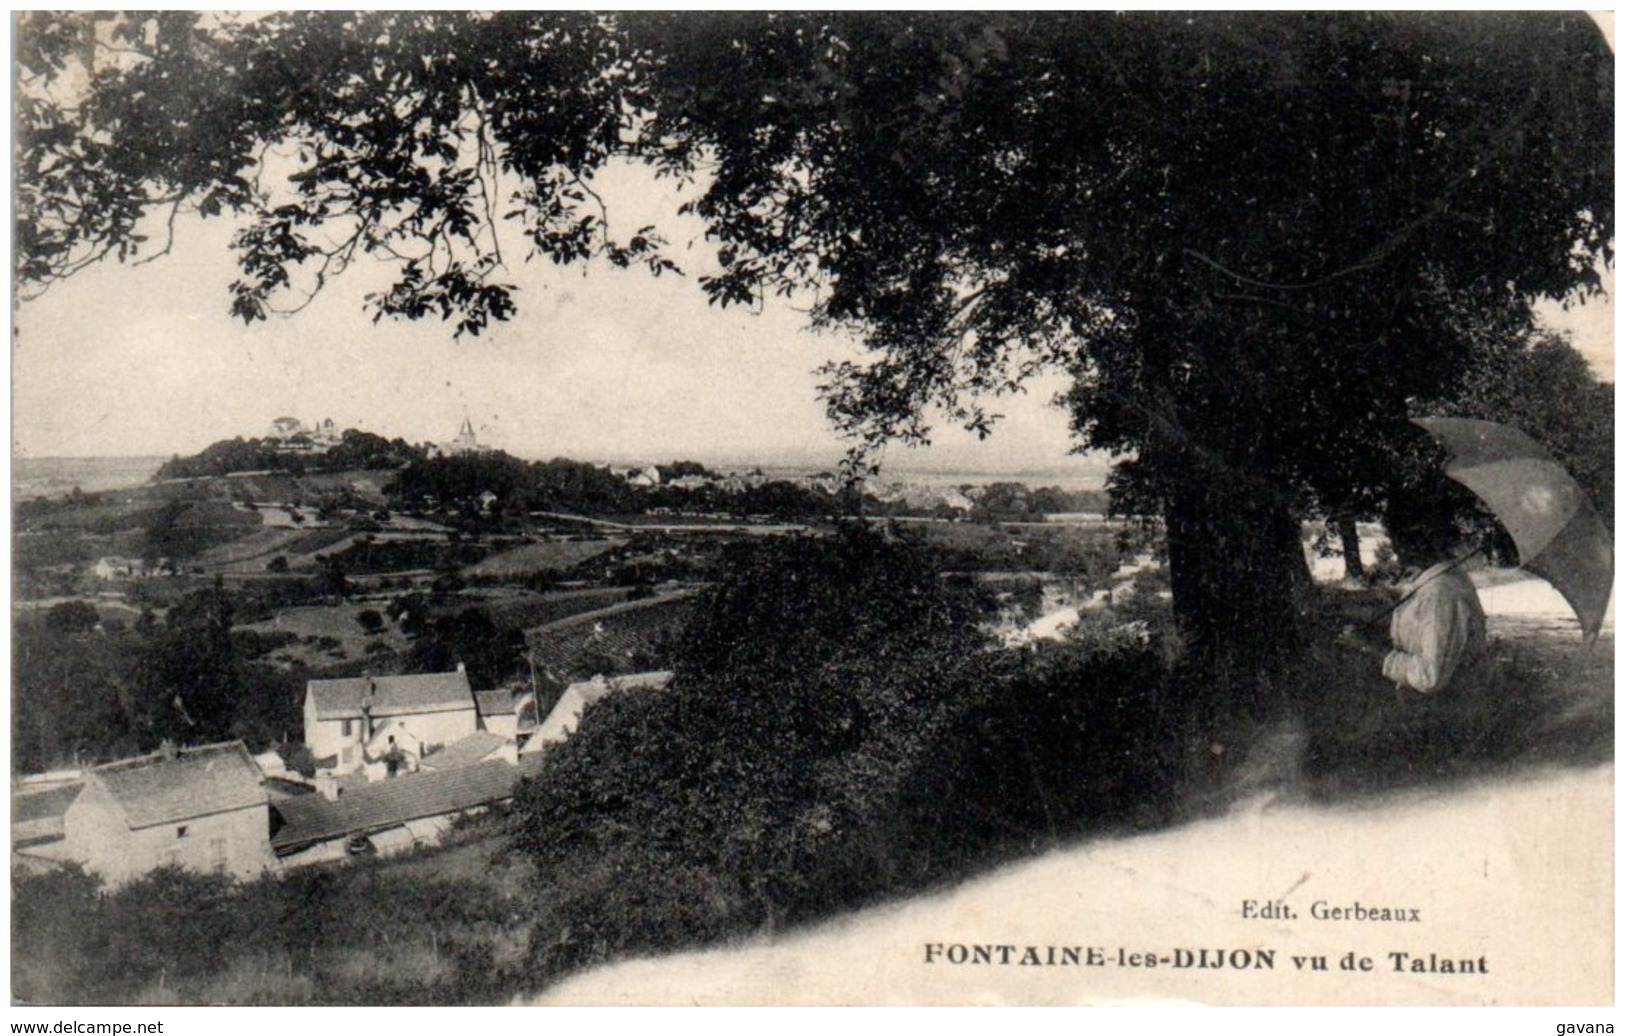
<box><xmin>250</xmin><ymin>412</ymin><xmax>1030</xmax><ymax>512</ymax></box>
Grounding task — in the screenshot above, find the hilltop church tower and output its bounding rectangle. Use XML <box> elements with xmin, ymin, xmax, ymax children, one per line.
<box><xmin>440</xmin><ymin>415</ymin><xmax>491</xmax><ymax>457</ymax></box>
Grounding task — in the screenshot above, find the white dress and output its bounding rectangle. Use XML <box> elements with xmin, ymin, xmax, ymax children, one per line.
<box><xmin>1381</xmin><ymin>561</ymin><xmax>1488</xmax><ymax>694</ymax></box>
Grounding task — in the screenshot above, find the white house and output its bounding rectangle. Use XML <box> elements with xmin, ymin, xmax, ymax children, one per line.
<box><xmin>92</xmin><ymin>556</ymin><xmax>143</xmax><ymax>580</ymax></box>
<box><xmin>626</xmin><ymin>465</ymin><xmax>662</xmax><ymax>489</ymax></box>
<box><xmin>303</xmin><ymin>667</ymin><xmax>478</xmax><ymax>773</ymax></box>
<box><xmin>60</xmin><ymin>741</ymin><xmax>274</xmax><ymax>888</ymax></box>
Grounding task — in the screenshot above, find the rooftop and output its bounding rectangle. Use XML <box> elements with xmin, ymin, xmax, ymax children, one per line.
<box><xmin>87</xmin><ymin>741</ymin><xmax>266</xmax><ymax>830</ymax></box>
<box><xmin>473</xmin><ymin>688</ymin><xmax>515</xmax><ymax>717</ymax></box>
<box><xmin>306</xmin><ymin>669</ymin><xmax>475</xmax><ymax>721</ymax></box>
<box><xmin>271</xmin><ymin>754</ymin><xmax>543</xmax><ymax>853</ymax></box>
<box><xmin>12</xmin><ymin>782</ymin><xmax>84</xmax><ymax>825</ymax></box>
<box><xmin>420</xmin><ymin>730</ymin><xmax>508</xmax><ymax>772</ymax></box>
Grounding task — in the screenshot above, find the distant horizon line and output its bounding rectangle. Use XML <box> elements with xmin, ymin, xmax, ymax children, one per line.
<box><xmin>14</xmin><ymin>446</ymin><xmax>1112</xmax><ymax>471</ymax></box>
<box><xmin>14</xmin><ymin>447</ymin><xmax>1114</xmax><ymax>483</ymax></box>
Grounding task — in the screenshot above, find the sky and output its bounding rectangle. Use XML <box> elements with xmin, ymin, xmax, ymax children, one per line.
<box><xmin>9</xmin><ymin>163</ymin><xmax>1095</xmax><ymax>475</ymax></box>
<box><xmin>9</xmin><ymin>36</ymin><xmax>1615</xmax><ymax>475</ymax></box>
<box><xmin>13</xmin><ymin>191</ymin><xmax>1610</xmax><ymax>473</ymax></box>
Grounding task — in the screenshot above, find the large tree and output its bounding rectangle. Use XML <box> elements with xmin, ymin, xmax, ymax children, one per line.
<box><xmin>16</xmin><ymin>12</ymin><xmax>1612</xmax><ymax>693</ymax></box>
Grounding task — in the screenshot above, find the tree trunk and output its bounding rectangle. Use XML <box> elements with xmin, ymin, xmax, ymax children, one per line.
<box><xmin>1336</xmin><ymin>516</ymin><xmax>1365</xmax><ymax>581</ymax></box>
<box><xmin>1163</xmin><ymin>476</ymin><xmax>1312</xmax><ymax>720</ymax></box>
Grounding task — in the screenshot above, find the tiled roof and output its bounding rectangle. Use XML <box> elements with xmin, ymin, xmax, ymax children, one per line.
<box><xmin>420</xmin><ymin>731</ymin><xmax>507</xmax><ymax>772</ymax></box>
<box><xmin>526</xmin><ymin>592</ymin><xmax>696</xmax><ymax>684</ymax></box>
<box><xmin>474</xmin><ymin>689</ymin><xmax>515</xmax><ymax>717</ymax></box>
<box><xmin>306</xmin><ymin>670</ymin><xmax>474</xmax><ymax>721</ymax></box>
<box><xmin>88</xmin><ymin>741</ymin><xmax>266</xmax><ymax>830</ymax></box>
<box><xmin>12</xmin><ymin>782</ymin><xmax>84</xmax><ymax>825</ymax></box>
<box><xmin>271</xmin><ymin>755</ymin><xmax>543</xmax><ymax>852</ymax></box>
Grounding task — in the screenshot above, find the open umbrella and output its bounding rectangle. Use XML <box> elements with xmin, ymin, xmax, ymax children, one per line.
<box><xmin>1412</xmin><ymin>416</ymin><xmax>1613</xmax><ymax>643</ymax></box>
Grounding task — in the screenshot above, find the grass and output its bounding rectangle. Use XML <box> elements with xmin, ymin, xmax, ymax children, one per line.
<box><xmin>468</xmin><ymin>586</ymin><xmax>639</xmax><ymax>630</ymax></box>
<box><xmin>193</xmin><ymin>527</ymin><xmax>356</xmax><ymax>572</ymax></box>
<box><xmin>13</xmin><ymin>819</ymin><xmax>535</xmax><ymax>1006</ymax></box>
<box><xmin>1193</xmin><ymin>586</ymin><xmax>1617</xmax><ymax>812</ymax></box>
<box><xmin>464</xmin><ymin>539</ymin><xmax>624</xmax><ymax>578</ymax></box>
<box><xmin>240</xmin><ymin>602</ymin><xmax>411</xmax><ymax>666</ymax></box>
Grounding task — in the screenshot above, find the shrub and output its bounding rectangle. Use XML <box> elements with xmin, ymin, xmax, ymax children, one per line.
<box><xmin>509</xmin><ymin>527</ymin><xmax>1179</xmax><ymax>983</ymax></box>
<box><xmin>12</xmin><ymin>864</ymin><xmax>102</xmax><ymax>1003</ymax></box>
<box><xmin>43</xmin><ymin>600</ymin><xmax>100</xmax><ymax>636</ymax></box>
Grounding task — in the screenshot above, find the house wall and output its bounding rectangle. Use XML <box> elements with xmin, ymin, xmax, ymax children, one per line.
<box><xmin>529</xmin><ymin>687</ymin><xmax>589</xmax><ymax>750</ymax></box>
<box><xmin>306</xmin><ymin>715</ymin><xmax>359</xmax><ymax>765</ymax></box>
<box><xmin>363</xmin><ymin>709</ymin><xmax>478</xmax><ymax>761</ymax></box>
<box><xmin>480</xmin><ymin>713</ymin><xmax>517</xmax><ymax>739</ymax></box>
<box><xmin>64</xmin><ymin>786</ymin><xmax>275</xmax><ymax>888</ymax></box>
<box><xmin>304</xmin><ymin>695</ymin><xmax>336</xmax><ymax>759</ymax></box>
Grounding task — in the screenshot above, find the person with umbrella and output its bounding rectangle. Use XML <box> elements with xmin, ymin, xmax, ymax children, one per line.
<box><xmin>1343</xmin><ymin>415</ymin><xmax>1611</xmax><ymax>691</ymax></box>
<box><xmin>1375</xmin><ymin>517</ymin><xmax>1490</xmax><ymax>696</ymax></box>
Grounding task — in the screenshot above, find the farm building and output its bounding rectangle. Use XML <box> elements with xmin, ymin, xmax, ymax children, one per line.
<box><xmin>473</xmin><ymin>687</ymin><xmax>540</xmax><ymax>740</ymax></box>
<box><xmin>59</xmin><ymin>741</ymin><xmax>275</xmax><ymax>888</ymax></box>
<box><xmin>92</xmin><ymin>555</ymin><xmax>145</xmax><ymax>580</ymax></box>
<box><xmin>12</xmin><ymin>779</ymin><xmax>86</xmax><ymax>875</ymax></box>
<box><xmin>271</xmin><ymin>753</ymin><xmax>545</xmax><ymax>866</ymax></box>
<box><xmin>303</xmin><ymin>667</ymin><xmax>477</xmax><ymax>773</ymax></box>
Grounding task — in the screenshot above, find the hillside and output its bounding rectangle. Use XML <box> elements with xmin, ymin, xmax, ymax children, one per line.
<box><xmin>531</xmin><ymin>586</ymin><xmax>1613</xmax><ymax>1007</ymax></box>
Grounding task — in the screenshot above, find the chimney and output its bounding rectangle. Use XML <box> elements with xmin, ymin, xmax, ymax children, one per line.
<box><xmin>361</xmin><ymin>676</ymin><xmax>377</xmax><ymax>743</ymax></box>
<box><xmin>456</xmin><ymin>661</ymin><xmax>466</xmax><ymax>674</ymax></box>
<box><xmin>158</xmin><ymin>739</ymin><xmax>179</xmax><ymax>762</ymax></box>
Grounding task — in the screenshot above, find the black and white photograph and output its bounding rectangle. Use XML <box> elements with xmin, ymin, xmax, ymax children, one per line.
<box><xmin>9</xmin><ymin>11</ymin><xmax>1614</xmax><ymax>1010</ymax></box>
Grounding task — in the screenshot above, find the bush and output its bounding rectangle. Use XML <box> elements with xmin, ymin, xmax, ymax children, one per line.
<box><xmin>43</xmin><ymin>600</ymin><xmax>101</xmax><ymax>636</ymax></box>
<box><xmin>12</xmin><ymin>858</ymin><xmax>532</xmax><ymax>1005</ymax></box>
<box><xmin>508</xmin><ymin>528</ymin><xmax>1179</xmax><ymax>985</ymax></box>
<box><xmin>12</xmin><ymin>864</ymin><xmax>102</xmax><ymax>1002</ymax></box>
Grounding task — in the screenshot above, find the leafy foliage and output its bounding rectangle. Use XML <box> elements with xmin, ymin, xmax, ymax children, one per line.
<box><xmin>11</xmin><ymin>855</ymin><xmax>534</xmax><ymax>1005</ymax></box>
<box><xmin>154</xmin><ymin>429</ymin><xmax>426</xmax><ymax>480</ymax></box>
<box><xmin>43</xmin><ymin>600</ymin><xmax>100</xmax><ymax>636</ymax></box>
<box><xmin>13</xmin><ymin>12</ymin><xmax>1612</xmax><ymax>683</ymax></box>
<box><xmin>405</xmin><ymin>608</ymin><xmax>525</xmax><ymax>690</ymax></box>
<box><xmin>509</xmin><ymin>528</ymin><xmax>1175</xmax><ymax>972</ymax></box>
<box><xmin>13</xmin><ymin>581</ymin><xmax>308</xmax><ymax>773</ymax></box>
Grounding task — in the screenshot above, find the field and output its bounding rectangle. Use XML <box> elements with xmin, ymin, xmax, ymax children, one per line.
<box><xmin>471</xmin><ymin>587</ymin><xmax>641</xmax><ymax>630</ymax></box>
<box><xmin>463</xmin><ymin>539</ymin><xmax>625</xmax><ymax>579</ymax></box>
<box><xmin>192</xmin><ymin>527</ymin><xmax>355</xmax><ymax>573</ymax></box>
<box><xmin>207</xmin><ymin>470</ymin><xmax>394</xmax><ymax>505</ymax></box>
<box><xmin>239</xmin><ymin>602</ymin><xmax>413</xmax><ymax>667</ymax></box>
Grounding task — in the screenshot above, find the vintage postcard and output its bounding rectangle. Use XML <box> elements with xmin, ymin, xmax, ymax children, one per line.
<box><xmin>10</xmin><ymin>11</ymin><xmax>1613</xmax><ymax>1011</ymax></box>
